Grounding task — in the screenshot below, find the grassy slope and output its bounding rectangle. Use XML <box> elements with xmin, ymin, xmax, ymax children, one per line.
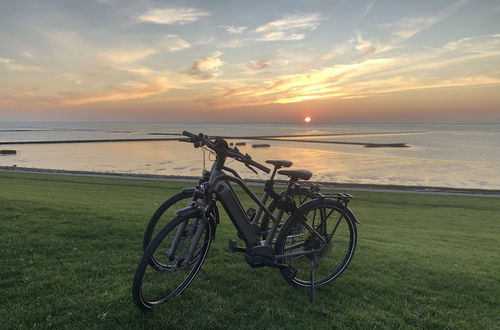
<box><xmin>0</xmin><ymin>172</ymin><xmax>499</xmax><ymax>329</ymax></box>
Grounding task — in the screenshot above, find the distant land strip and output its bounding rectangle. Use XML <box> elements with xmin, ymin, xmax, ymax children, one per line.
<box><xmin>250</xmin><ymin>138</ymin><xmax>409</xmax><ymax>148</ymax></box>
<box><xmin>0</xmin><ymin>137</ymin><xmax>409</xmax><ymax>148</ymax></box>
<box><xmin>149</xmin><ymin>131</ymin><xmax>423</xmax><ymax>138</ymax></box>
<box><xmin>0</xmin><ymin>138</ymin><xmax>180</xmax><ymax>145</ymax></box>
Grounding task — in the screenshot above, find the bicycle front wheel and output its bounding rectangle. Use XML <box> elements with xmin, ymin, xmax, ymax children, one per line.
<box><xmin>275</xmin><ymin>198</ymin><xmax>357</xmax><ymax>287</ymax></box>
<box><xmin>132</xmin><ymin>214</ymin><xmax>212</xmax><ymax>310</ymax></box>
<box><xmin>143</xmin><ymin>189</ymin><xmax>219</xmax><ymax>271</ymax></box>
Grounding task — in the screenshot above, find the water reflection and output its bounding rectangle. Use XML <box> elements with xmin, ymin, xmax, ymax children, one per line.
<box><xmin>2</xmin><ymin>139</ymin><xmax>500</xmax><ymax>189</ymax></box>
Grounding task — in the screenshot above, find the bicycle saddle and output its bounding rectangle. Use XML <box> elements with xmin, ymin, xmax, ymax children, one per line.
<box><xmin>277</xmin><ymin>169</ymin><xmax>312</xmax><ymax>181</ymax></box>
<box><xmin>265</xmin><ymin>160</ymin><xmax>293</xmax><ymax>168</ymax></box>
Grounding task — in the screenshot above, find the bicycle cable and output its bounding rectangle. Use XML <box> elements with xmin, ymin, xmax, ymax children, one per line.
<box><xmin>202</xmin><ymin>146</ymin><xmax>206</xmax><ymax>171</ymax></box>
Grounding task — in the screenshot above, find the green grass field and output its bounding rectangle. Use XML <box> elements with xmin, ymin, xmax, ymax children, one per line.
<box><xmin>1</xmin><ymin>171</ymin><xmax>499</xmax><ymax>329</ymax></box>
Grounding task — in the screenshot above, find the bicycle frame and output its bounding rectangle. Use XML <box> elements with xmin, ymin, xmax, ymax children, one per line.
<box><xmin>212</xmin><ymin>174</ymin><xmax>288</xmax><ymax>248</ymax></box>
<box><xmin>180</xmin><ymin>154</ymin><xmax>322</xmax><ymax>256</ymax></box>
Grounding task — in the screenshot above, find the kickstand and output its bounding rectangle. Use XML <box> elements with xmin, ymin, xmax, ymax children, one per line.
<box><xmin>309</xmin><ymin>251</ymin><xmax>318</xmax><ymax>302</ymax></box>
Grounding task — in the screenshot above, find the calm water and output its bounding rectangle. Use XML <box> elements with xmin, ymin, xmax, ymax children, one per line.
<box><xmin>1</xmin><ymin>121</ymin><xmax>499</xmax><ymax>189</ymax></box>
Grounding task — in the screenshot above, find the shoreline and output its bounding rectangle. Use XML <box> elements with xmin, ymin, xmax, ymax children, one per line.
<box><xmin>2</xmin><ymin>165</ymin><xmax>499</xmax><ymax>197</ymax></box>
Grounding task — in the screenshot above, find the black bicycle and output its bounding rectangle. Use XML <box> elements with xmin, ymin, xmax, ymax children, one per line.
<box><xmin>132</xmin><ymin>131</ymin><xmax>358</xmax><ymax>310</ymax></box>
<box><xmin>142</xmin><ymin>160</ymin><xmax>317</xmax><ymax>261</ymax></box>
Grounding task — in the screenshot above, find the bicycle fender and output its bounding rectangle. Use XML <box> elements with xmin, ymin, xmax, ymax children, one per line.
<box><xmin>175</xmin><ymin>206</ymin><xmax>201</xmax><ymax>218</ymax></box>
<box><xmin>175</xmin><ymin>206</ymin><xmax>218</xmax><ymax>239</ymax></box>
<box><xmin>181</xmin><ymin>188</ymin><xmax>195</xmax><ymax>195</ymax></box>
<box><xmin>347</xmin><ymin>208</ymin><xmax>361</xmax><ymax>224</ymax></box>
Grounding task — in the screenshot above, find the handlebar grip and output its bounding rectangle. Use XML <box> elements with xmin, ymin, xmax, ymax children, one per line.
<box><xmin>182</xmin><ymin>131</ymin><xmax>198</xmax><ymax>140</ymax></box>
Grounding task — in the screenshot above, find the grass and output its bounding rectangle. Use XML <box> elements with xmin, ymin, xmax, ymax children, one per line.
<box><xmin>0</xmin><ymin>171</ymin><xmax>499</xmax><ymax>329</ymax></box>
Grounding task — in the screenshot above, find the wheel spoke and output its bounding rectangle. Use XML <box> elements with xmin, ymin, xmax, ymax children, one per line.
<box><xmin>275</xmin><ymin>198</ymin><xmax>357</xmax><ymax>288</ymax></box>
<box><xmin>328</xmin><ymin>212</ymin><xmax>344</xmax><ymax>242</ymax></box>
<box><xmin>132</xmin><ymin>215</ymin><xmax>212</xmax><ymax>310</ymax></box>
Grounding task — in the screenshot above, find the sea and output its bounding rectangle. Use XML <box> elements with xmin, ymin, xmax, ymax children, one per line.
<box><xmin>1</xmin><ymin>121</ymin><xmax>499</xmax><ymax>190</ymax></box>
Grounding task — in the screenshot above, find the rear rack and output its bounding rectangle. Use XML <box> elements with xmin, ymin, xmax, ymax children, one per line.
<box><xmin>312</xmin><ymin>192</ymin><xmax>353</xmax><ymax>205</ymax></box>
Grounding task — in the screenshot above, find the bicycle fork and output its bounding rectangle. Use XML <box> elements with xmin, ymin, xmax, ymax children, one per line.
<box><xmin>182</xmin><ymin>215</ymin><xmax>207</xmax><ymax>267</ymax></box>
<box><xmin>166</xmin><ymin>201</ymin><xmax>208</xmax><ymax>267</ymax></box>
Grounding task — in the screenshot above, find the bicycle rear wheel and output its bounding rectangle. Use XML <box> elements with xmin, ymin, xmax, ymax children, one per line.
<box><xmin>132</xmin><ymin>214</ymin><xmax>212</xmax><ymax>310</ymax></box>
<box><xmin>275</xmin><ymin>198</ymin><xmax>357</xmax><ymax>287</ymax></box>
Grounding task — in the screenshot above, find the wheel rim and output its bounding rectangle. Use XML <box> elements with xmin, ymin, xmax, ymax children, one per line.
<box><xmin>146</xmin><ymin>194</ymin><xmax>216</xmax><ymax>271</ymax></box>
<box><xmin>138</xmin><ymin>216</ymin><xmax>211</xmax><ymax>306</ymax></box>
<box><xmin>145</xmin><ymin>192</ymin><xmax>193</xmax><ymax>251</ymax></box>
<box><xmin>281</xmin><ymin>204</ymin><xmax>355</xmax><ymax>286</ymax></box>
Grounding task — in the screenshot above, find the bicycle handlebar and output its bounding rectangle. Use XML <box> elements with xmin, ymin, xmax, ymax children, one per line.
<box><xmin>182</xmin><ymin>130</ymin><xmax>271</xmax><ymax>174</ymax></box>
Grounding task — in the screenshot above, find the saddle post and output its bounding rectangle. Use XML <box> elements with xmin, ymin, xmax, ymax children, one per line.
<box><xmin>251</xmin><ymin>165</ymin><xmax>279</xmax><ymax>226</ymax></box>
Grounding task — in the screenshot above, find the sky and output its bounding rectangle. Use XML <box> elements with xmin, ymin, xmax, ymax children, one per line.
<box><xmin>0</xmin><ymin>0</ymin><xmax>499</xmax><ymax>122</ymax></box>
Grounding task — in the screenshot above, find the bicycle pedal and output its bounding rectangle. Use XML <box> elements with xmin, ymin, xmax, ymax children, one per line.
<box><xmin>228</xmin><ymin>239</ymin><xmax>246</xmax><ymax>253</ymax></box>
<box><xmin>228</xmin><ymin>238</ymin><xmax>237</xmax><ymax>251</ymax></box>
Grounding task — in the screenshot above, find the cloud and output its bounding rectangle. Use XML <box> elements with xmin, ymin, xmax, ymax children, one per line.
<box><xmin>161</xmin><ymin>35</ymin><xmax>191</xmax><ymax>52</ymax></box>
<box><xmin>222</xmin><ymin>25</ymin><xmax>247</xmax><ymax>34</ymax></box>
<box><xmin>99</xmin><ymin>48</ymin><xmax>156</xmax><ymax>64</ymax></box>
<box><xmin>57</xmin><ymin>73</ymin><xmax>82</xmax><ymax>85</ymax></box>
<box><xmin>138</xmin><ymin>7</ymin><xmax>210</xmax><ymax>25</ymax></box>
<box><xmin>98</xmin><ymin>35</ymin><xmax>189</xmax><ymax>65</ymax></box>
<box><xmin>258</xmin><ymin>32</ymin><xmax>305</xmax><ymax>41</ymax></box>
<box><xmin>198</xmin><ymin>34</ymin><xmax>500</xmax><ymax>108</ymax></box>
<box><xmin>351</xmin><ymin>32</ymin><xmax>378</xmax><ymax>57</ymax></box>
<box><xmin>255</xmin><ymin>13</ymin><xmax>321</xmax><ymax>41</ymax></box>
<box><xmin>386</xmin><ymin>0</ymin><xmax>466</xmax><ymax>41</ymax></box>
<box><xmin>195</xmin><ymin>37</ymin><xmax>216</xmax><ymax>46</ymax></box>
<box><xmin>6</xmin><ymin>64</ymin><xmax>43</xmax><ymax>72</ymax></box>
<box><xmin>0</xmin><ymin>57</ymin><xmax>42</xmax><ymax>71</ymax></box>
<box><xmin>443</xmin><ymin>34</ymin><xmax>500</xmax><ymax>52</ymax></box>
<box><xmin>220</xmin><ymin>39</ymin><xmax>248</xmax><ymax>48</ymax></box>
<box><xmin>256</xmin><ymin>14</ymin><xmax>321</xmax><ymax>32</ymax></box>
<box><xmin>248</xmin><ymin>60</ymin><xmax>272</xmax><ymax>71</ymax></box>
<box><xmin>361</xmin><ymin>0</ymin><xmax>376</xmax><ymax>19</ymax></box>
<box><xmin>61</xmin><ymin>77</ymin><xmax>171</xmax><ymax>105</ymax></box>
<box><xmin>22</xmin><ymin>51</ymin><xmax>34</xmax><ymax>58</ymax></box>
<box><xmin>188</xmin><ymin>52</ymin><xmax>224</xmax><ymax>79</ymax></box>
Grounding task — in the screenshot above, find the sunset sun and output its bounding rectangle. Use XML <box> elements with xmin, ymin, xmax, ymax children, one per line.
<box><xmin>304</xmin><ymin>116</ymin><xmax>311</xmax><ymax>124</ymax></box>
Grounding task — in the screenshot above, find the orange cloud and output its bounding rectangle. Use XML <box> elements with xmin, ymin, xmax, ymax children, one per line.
<box><xmin>60</xmin><ymin>77</ymin><xmax>170</xmax><ymax>105</ymax></box>
<box><xmin>197</xmin><ymin>34</ymin><xmax>500</xmax><ymax>108</ymax></box>
<box><xmin>188</xmin><ymin>52</ymin><xmax>224</xmax><ymax>79</ymax></box>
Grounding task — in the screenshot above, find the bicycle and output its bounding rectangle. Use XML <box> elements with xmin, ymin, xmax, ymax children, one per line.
<box><xmin>132</xmin><ymin>131</ymin><xmax>359</xmax><ymax>310</ymax></box>
<box><xmin>142</xmin><ymin>160</ymin><xmax>317</xmax><ymax>258</ymax></box>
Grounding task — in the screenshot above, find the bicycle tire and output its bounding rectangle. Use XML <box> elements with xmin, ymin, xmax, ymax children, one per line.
<box><xmin>260</xmin><ymin>187</ymin><xmax>314</xmax><ymax>239</ymax></box>
<box><xmin>274</xmin><ymin>198</ymin><xmax>357</xmax><ymax>287</ymax></box>
<box><xmin>132</xmin><ymin>214</ymin><xmax>213</xmax><ymax>310</ymax></box>
<box><xmin>143</xmin><ymin>189</ymin><xmax>218</xmax><ymax>271</ymax></box>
